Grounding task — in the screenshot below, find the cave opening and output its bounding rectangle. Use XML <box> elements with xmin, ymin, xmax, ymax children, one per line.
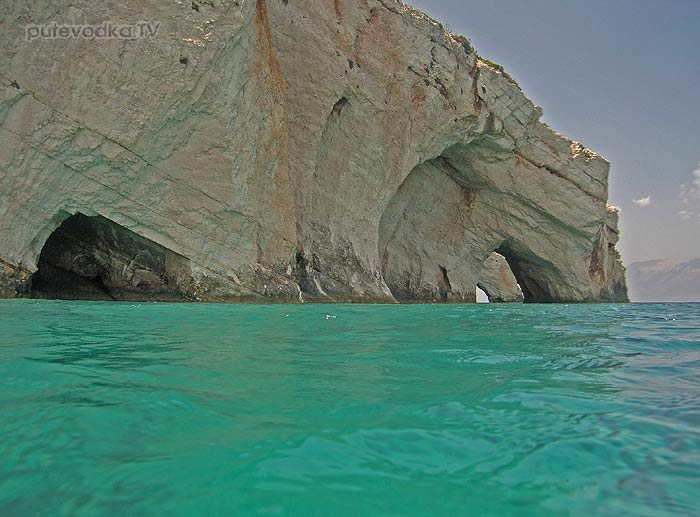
<box><xmin>476</xmin><ymin>286</ymin><xmax>490</xmax><ymax>304</ymax></box>
<box><xmin>494</xmin><ymin>243</ymin><xmax>556</xmax><ymax>303</ymax></box>
<box><xmin>29</xmin><ymin>213</ymin><xmax>192</xmax><ymax>301</ymax></box>
<box><xmin>378</xmin><ymin>152</ymin><xmax>484</xmax><ymax>303</ymax></box>
<box><xmin>378</xmin><ymin>145</ymin><xmax>562</xmax><ymax>304</ymax></box>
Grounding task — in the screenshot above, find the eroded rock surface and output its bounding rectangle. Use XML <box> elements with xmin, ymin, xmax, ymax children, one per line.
<box><xmin>0</xmin><ymin>0</ymin><xmax>627</xmax><ymax>302</ymax></box>
<box><xmin>478</xmin><ymin>253</ymin><xmax>523</xmax><ymax>303</ymax></box>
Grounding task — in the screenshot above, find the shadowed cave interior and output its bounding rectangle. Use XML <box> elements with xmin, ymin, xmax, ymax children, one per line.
<box><xmin>30</xmin><ymin>213</ymin><xmax>194</xmax><ymax>301</ymax></box>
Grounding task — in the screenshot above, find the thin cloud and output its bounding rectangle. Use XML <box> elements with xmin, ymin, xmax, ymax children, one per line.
<box><xmin>633</xmin><ymin>195</ymin><xmax>652</xmax><ymax>208</ymax></box>
<box><xmin>679</xmin><ymin>162</ymin><xmax>700</xmax><ymax>222</ymax></box>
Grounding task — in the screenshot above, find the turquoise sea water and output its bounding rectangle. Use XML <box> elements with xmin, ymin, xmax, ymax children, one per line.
<box><xmin>0</xmin><ymin>301</ymin><xmax>698</xmax><ymax>516</ymax></box>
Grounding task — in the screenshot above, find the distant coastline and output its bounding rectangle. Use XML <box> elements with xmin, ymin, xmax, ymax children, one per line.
<box><xmin>627</xmin><ymin>257</ymin><xmax>700</xmax><ymax>302</ymax></box>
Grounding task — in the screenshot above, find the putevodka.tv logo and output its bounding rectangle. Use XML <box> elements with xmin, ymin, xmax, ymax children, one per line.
<box><xmin>25</xmin><ymin>22</ymin><xmax>160</xmax><ymax>42</ymax></box>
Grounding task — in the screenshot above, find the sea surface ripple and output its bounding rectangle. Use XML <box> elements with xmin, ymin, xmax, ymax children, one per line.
<box><xmin>0</xmin><ymin>301</ymin><xmax>698</xmax><ymax>516</ymax></box>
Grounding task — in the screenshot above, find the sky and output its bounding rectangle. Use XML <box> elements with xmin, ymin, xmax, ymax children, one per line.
<box><xmin>409</xmin><ymin>0</ymin><xmax>700</xmax><ymax>265</ymax></box>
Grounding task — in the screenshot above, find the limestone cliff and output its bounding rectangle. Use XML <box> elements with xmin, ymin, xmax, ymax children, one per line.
<box><xmin>0</xmin><ymin>0</ymin><xmax>628</xmax><ymax>303</ymax></box>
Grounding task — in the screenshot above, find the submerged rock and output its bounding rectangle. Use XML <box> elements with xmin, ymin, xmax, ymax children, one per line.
<box><xmin>0</xmin><ymin>0</ymin><xmax>627</xmax><ymax>303</ymax></box>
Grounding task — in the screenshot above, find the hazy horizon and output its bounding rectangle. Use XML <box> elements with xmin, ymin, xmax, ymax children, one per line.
<box><xmin>409</xmin><ymin>0</ymin><xmax>700</xmax><ymax>265</ymax></box>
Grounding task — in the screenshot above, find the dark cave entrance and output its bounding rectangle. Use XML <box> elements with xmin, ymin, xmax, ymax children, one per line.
<box><xmin>30</xmin><ymin>213</ymin><xmax>192</xmax><ymax>301</ymax></box>
<box><xmin>494</xmin><ymin>243</ymin><xmax>556</xmax><ymax>304</ymax></box>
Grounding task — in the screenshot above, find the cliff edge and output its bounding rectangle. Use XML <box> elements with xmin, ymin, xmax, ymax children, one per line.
<box><xmin>0</xmin><ymin>0</ymin><xmax>628</xmax><ymax>303</ymax></box>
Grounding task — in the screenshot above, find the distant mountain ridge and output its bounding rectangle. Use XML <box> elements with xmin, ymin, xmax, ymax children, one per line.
<box><xmin>627</xmin><ymin>257</ymin><xmax>700</xmax><ymax>302</ymax></box>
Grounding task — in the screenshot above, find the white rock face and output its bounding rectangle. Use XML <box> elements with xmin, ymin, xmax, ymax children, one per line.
<box><xmin>478</xmin><ymin>253</ymin><xmax>523</xmax><ymax>303</ymax></box>
<box><xmin>0</xmin><ymin>0</ymin><xmax>628</xmax><ymax>302</ymax></box>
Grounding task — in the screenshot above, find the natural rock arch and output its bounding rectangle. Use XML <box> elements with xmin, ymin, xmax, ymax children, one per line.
<box><xmin>378</xmin><ymin>151</ymin><xmax>498</xmax><ymax>303</ymax></box>
<box><xmin>28</xmin><ymin>212</ymin><xmax>196</xmax><ymax>301</ymax></box>
<box><xmin>377</xmin><ymin>147</ymin><xmax>582</xmax><ymax>304</ymax></box>
<box><xmin>378</xmin><ymin>154</ymin><xmax>481</xmax><ymax>303</ymax></box>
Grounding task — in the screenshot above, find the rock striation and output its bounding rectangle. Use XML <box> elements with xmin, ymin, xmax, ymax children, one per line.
<box><xmin>0</xmin><ymin>0</ymin><xmax>628</xmax><ymax>303</ymax></box>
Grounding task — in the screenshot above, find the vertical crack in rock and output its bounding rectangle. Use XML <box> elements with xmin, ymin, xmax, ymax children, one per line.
<box><xmin>438</xmin><ymin>265</ymin><xmax>452</xmax><ymax>302</ymax></box>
